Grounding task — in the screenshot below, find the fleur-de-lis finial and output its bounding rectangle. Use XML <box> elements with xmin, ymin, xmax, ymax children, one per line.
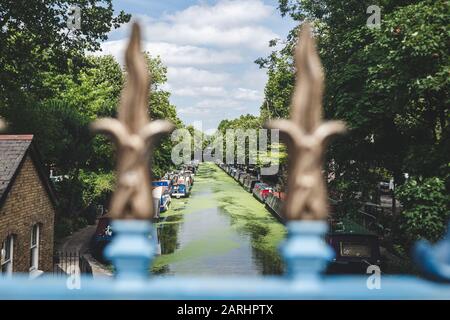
<box><xmin>266</xmin><ymin>23</ymin><xmax>346</xmax><ymax>220</ymax></box>
<box><xmin>91</xmin><ymin>22</ymin><xmax>175</xmax><ymax>220</ymax></box>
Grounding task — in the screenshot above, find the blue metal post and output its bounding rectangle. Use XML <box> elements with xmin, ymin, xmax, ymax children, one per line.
<box><xmin>105</xmin><ymin>220</ymin><xmax>154</xmax><ymax>281</ymax></box>
<box><xmin>282</xmin><ymin>221</ymin><xmax>334</xmax><ymax>282</ymax></box>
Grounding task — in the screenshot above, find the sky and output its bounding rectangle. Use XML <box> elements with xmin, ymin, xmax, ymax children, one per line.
<box><xmin>98</xmin><ymin>0</ymin><xmax>295</xmax><ymax>131</ymax></box>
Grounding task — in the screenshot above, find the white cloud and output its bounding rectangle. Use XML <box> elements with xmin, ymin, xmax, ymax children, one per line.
<box><xmin>97</xmin><ymin>40</ymin><xmax>242</xmax><ymax>66</ymax></box>
<box><xmin>166</xmin><ymin>0</ymin><xmax>273</xmax><ymax>28</ymax></box>
<box><xmin>145</xmin><ymin>42</ymin><xmax>243</xmax><ymax>65</ymax></box>
<box><xmin>178</xmin><ymin>106</ymin><xmax>211</xmax><ymax>115</ymax></box>
<box><xmin>172</xmin><ymin>86</ymin><xmax>227</xmax><ymax>98</ymax></box>
<box><xmin>234</xmin><ymin>88</ymin><xmax>262</xmax><ymax>101</ymax></box>
<box><xmin>171</xmin><ymin>86</ymin><xmax>262</xmax><ymax>102</ymax></box>
<box><xmin>196</xmin><ymin>98</ymin><xmax>243</xmax><ymax>110</ymax></box>
<box><xmin>95</xmin><ymin>39</ymin><xmax>127</xmax><ymax>64</ymax></box>
<box><xmin>134</xmin><ymin>0</ymin><xmax>278</xmax><ymax>51</ymax></box>
<box><xmin>167</xmin><ymin>67</ymin><xmax>231</xmax><ymax>86</ymax></box>
<box><xmin>145</xmin><ymin>23</ymin><xmax>276</xmax><ymax>51</ymax></box>
<box><xmin>96</xmin><ymin>0</ymin><xmax>289</xmax><ymax>128</ymax></box>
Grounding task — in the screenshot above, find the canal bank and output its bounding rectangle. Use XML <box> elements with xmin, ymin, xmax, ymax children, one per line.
<box><xmin>153</xmin><ymin>162</ymin><xmax>286</xmax><ymax>276</ymax></box>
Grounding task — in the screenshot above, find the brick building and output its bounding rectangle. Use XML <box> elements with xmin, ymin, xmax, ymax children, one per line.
<box><xmin>0</xmin><ymin>135</ymin><xmax>57</xmax><ymax>277</ymax></box>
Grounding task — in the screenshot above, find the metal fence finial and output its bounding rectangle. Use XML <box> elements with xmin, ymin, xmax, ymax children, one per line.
<box><xmin>91</xmin><ymin>22</ymin><xmax>175</xmax><ymax>220</ymax></box>
<box><xmin>266</xmin><ymin>23</ymin><xmax>346</xmax><ymax>220</ymax></box>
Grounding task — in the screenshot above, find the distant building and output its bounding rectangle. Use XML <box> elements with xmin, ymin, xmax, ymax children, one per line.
<box><xmin>0</xmin><ymin>135</ymin><xmax>57</xmax><ymax>277</ymax></box>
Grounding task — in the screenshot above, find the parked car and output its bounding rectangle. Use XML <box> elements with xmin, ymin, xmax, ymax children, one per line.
<box><xmin>252</xmin><ymin>182</ymin><xmax>273</xmax><ymax>202</ymax></box>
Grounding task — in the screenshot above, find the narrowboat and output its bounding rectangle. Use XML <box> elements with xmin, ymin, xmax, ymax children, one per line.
<box><xmin>326</xmin><ymin>218</ymin><xmax>382</xmax><ymax>274</ymax></box>
<box><xmin>184</xmin><ymin>164</ymin><xmax>197</xmax><ymax>175</ymax></box>
<box><xmin>91</xmin><ymin>212</ymin><xmax>162</xmax><ymax>263</ymax></box>
<box><xmin>152</xmin><ymin>180</ymin><xmax>173</xmax><ymax>195</ymax></box>
<box><xmin>252</xmin><ymin>182</ymin><xmax>273</xmax><ymax>202</ymax></box>
<box><xmin>172</xmin><ymin>176</ymin><xmax>190</xmax><ymax>198</ymax></box>
<box><xmin>264</xmin><ymin>192</ymin><xmax>285</xmax><ymax>222</ymax></box>
<box><xmin>241</xmin><ymin>173</ymin><xmax>251</xmax><ymax>186</ymax></box>
<box><xmin>244</xmin><ymin>176</ymin><xmax>260</xmax><ymax>192</ymax></box>
<box><xmin>234</xmin><ymin>169</ymin><xmax>243</xmax><ymax>181</ymax></box>
<box><xmin>152</xmin><ymin>186</ymin><xmax>171</xmax><ymax>215</ymax></box>
<box><xmin>183</xmin><ymin>170</ymin><xmax>194</xmax><ymax>186</ymax></box>
<box><xmin>238</xmin><ymin>172</ymin><xmax>249</xmax><ymax>185</ymax></box>
<box><xmin>264</xmin><ymin>192</ymin><xmax>382</xmax><ymax>274</ymax></box>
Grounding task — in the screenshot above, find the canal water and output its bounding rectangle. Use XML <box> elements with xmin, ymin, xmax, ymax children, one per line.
<box><xmin>152</xmin><ymin>163</ymin><xmax>286</xmax><ymax>276</ymax></box>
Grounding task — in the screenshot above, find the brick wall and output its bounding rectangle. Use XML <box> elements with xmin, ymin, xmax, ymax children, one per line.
<box><xmin>0</xmin><ymin>155</ymin><xmax>55</xmax><ymax>273</ymax></box>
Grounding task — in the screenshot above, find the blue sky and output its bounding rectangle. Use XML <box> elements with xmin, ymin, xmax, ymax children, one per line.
<box><xmin>99</xmin><ymin>0</ymin><xmax>295</xmax><ymax>131</ymax></box>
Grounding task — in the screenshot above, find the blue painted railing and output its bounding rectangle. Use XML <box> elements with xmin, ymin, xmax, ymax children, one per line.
<box><xmin>2</xmin><ymin>21</ymin><xmax>448</xmax><ymax>300</ymax></box>
<box><xmin>1</xmin><ymin>219</ymin><xmax>450</xmax><ymax>299</ymax></box>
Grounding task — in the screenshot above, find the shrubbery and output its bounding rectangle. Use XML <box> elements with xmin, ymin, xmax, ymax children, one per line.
<box><xmin>396</xmin><ymin>176</ymin><xmax>450</xmax><ymax>246</ymax></box>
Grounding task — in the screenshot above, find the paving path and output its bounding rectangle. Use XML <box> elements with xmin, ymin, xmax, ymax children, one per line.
<box><xmin>55</xmin><ymin>223</ymin><xmax>112</xmax><ymax>277</ymax></box>
<box><xmin>57</xmin><ymin>224</ymin><xmax>96</xmax><ymax>253</ymax></box>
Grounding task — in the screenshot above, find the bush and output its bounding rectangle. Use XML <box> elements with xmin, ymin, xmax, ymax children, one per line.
<box><xmin>54</xmin><ymin>217</ymin><xmax>74</xmax><ymax>240</ymax></box>
<box><xmin>396</xmin><ymin>176</ymin><xmax>450</xmax><ymax>246</ymax></box>
<box><xmin>54</xmin><ymin>216</ymin><xmax>89</xmax><ymax>241</ymax></box>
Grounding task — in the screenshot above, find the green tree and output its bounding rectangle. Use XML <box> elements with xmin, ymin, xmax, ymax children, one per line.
<box><xmin>396</xmin><ymin>176</ymin><xmax>450</xmax><ymax>247</ymax></box>
<box><xmin>143</xmin><ymin>54</ymin><xmax>183</xmax><ymax>177</ymax></box>
<box><xmin>258</xmin><ymin>0</ymin><xmax>449</xmax><ymax>218</ymax></box>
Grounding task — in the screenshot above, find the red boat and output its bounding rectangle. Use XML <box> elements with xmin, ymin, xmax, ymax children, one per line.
<box><xmin>252</xmin><ymin>182</ymin><xmax>273</xmax><ymax>202</ymax></box>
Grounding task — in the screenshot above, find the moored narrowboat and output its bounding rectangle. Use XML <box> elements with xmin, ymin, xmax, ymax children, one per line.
<box><xmin>252</xmin><ymin>182</ymin><xmax>273</xmax><ymax>202</ymax></box>
<box><xmin>152</xmin><ymin>186</ymin><xmax>171</xmax><ymax>214</ymax></box>
<box><xmin>152</xmin><ymin>180</ymin><xmax>173</xmax><ymax>195</ymax></box>
<box><xmin>326</xmin><ymin>218</ymin><xmax>381</xmax><ymax>274</ymax></box>
<box><xmin>239</xmin><ymin>172</ymin><xmax>249</xmax><ymax>185</ymax></box>
<box><xmin>264</xmin><ymin>192</ymin><xmax>285</xmax><ymax>222</ymax></box>
<box><xmin>244</xmin><ymin>176</ymin><xmax>260</xmax><ymax>192</ymax></box>
<box><xmin>172</xmin><ymin>176</ymin><xmax>190</xmax><ymax>198</ymax></box>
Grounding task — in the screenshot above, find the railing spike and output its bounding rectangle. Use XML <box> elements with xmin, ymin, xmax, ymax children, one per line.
<box><xmin>265</xmin><ymin>22</ymin><xmax>346</xmax><ymax>221</ymax></box>
<box><xmin>91</xmin><ymin>22</ymin><xmax>175</xmax><ymax>220</ymax></box>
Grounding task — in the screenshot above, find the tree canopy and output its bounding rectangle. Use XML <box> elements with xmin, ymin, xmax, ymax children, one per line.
<box><xmin>256</xmin><ymin>0</ymin><xmax>449</xmax><ymax>247</ymax></box>
<box><xmin>0</xmin><ymin>1</ymin><xmax>184</xmax><ymax>237</ymax></box>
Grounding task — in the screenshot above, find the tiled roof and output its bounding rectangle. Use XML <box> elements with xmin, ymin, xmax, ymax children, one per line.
<box><xmin>0</xmin><ymin>135</ymin><xmax>33</xmax><ymax>201</ymax></box>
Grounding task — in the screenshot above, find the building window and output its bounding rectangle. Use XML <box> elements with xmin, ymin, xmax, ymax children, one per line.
<box><xmin>30</xmin><ymin>224</ymin><xmax>40</xmax><ymax>271</ymax></box>
<box><xmin>1</xmin><ymin>235</ymin><xmax>14</xmax><ymax>276</ymax></box>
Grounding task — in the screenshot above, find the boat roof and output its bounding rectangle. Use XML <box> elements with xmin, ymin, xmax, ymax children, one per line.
<box><xmin>329</xmin><ymin>218</ymin><xmax>375</xmax><ymax>236</ymax></box>
<box><xmin>152</xmin><ymin>186</ymin><xmax>163</xmax><ymax>198</ymax></box>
